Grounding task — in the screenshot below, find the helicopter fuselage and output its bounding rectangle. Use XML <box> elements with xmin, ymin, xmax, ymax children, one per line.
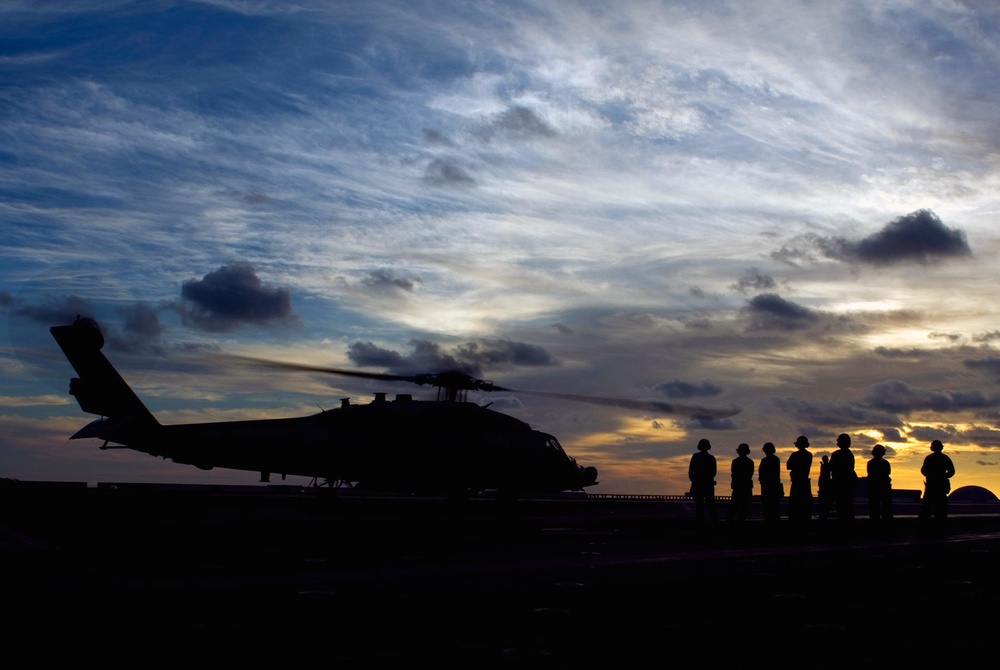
<box><xmin>53</xmin><ymin>318</ymin><xmax>598</xmax><ymax>495</ymax></box>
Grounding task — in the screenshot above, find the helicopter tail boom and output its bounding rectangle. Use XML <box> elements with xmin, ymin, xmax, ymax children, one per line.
<box><xmin>50</xmin><ymin>317</ymin><xmax>160</xmax><ymax>442</ymax></box>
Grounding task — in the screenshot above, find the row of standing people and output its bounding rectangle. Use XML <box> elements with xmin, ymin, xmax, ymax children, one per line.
<box><xmin>688</xmin><ymin>435</ymin><xmax>956</xmax><ymax>527</ymax></box>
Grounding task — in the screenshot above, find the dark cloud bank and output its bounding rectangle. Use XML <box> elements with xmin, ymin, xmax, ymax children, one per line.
<box><xmin>179</xmin><ymin>263</ymin><xmax>297</xmax><ymax>332</ymax></box>
<box><xmin>348</xmin><ymin>339</ymin><xmax>557</xmax><ymax>377</ymax></box>
<box><xmin>820</xmin><ymin>209</ymin><xmax>971</xmax><ymax>265</ymax></box>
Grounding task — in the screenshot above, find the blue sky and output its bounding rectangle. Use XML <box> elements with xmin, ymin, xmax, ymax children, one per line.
<box><xmin>3</xmin><ymin>0</ymin><xmax>1000</xmax><ymax>495</ymax></box>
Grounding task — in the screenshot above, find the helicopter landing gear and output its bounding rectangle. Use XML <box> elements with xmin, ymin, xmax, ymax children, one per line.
<box><xmin>309</xmin><ymin>477</ymin><xmax>357</xmax><ymax>489</ymax></box>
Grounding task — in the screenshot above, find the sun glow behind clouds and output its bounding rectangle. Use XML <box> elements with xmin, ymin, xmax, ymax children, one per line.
<box><xmin>570</xmin><ymin>416</ymin><xmax>687</xmax><ymax>454</ymax></box>
<box><xmin>857</xmin><ymin>328</ymin><xmax>940</xmax><ymax>351</ymax></box>
<box><xmin>389</xmin><ymin>299</ymin><xmax>548</xmax><ymax>337</ymax></box>
<box><xmin>834</xmin><ymin>300</ymin><xmax>903</xmax><ymax>314</ymax></box>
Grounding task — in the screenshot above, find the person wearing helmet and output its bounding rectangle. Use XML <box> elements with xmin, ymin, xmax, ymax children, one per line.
<box><xmin>758</xmin><ymin>442</ymin><xmax>782</xmax><ymax>525</ymax></box>
<box><xmin>866</xmin><ymin>444</ymin><xmax>893</xmax><ymax>528</ymax></box>
<box><xmin>786</xmin><ymin>435</ymin><xmax>813</xmax><ymax>526</ymax></box>
<box><xmin>829</xmin><ymin>433</ymin><xmax>858</xmax><ymax>525</ymax></box>
<box><xmin>728</xmin><ymin>443</ymin><xmax>755</xmax><ymax>524</ymax></box>
<box><xmin>688</xmin><ymin>438</ymin><xmax>718</xmax><ymax>524</ymax></box>
<box><xmin>919</xmin><ymin>440</ymin><xmax>955</xmax><ymax>530</ymax></box>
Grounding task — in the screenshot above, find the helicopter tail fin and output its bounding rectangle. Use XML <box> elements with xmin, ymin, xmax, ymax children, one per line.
<box><xmin>50</xmin><ymin>317</ymin><xmax>160</xmax><ymax>440</ymax></box>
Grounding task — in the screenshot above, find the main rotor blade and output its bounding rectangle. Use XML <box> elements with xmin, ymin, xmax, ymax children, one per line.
<box><xmin>222</xmin><ymin>355</ymin><xmax>741</xmax><ymax>418</ymax></box>
<box><xmin>504</xmin><ymin>388</ymin><xmax>742</xmax><ymax>419</ymax></box>
<box><xmin>224</xmin><ymin>357</ymin><xmax>497</xmax><ymax>391</ymax></box>
<box><xmin>222</xmin><ymin>356</ymin><xmax>424</xmax><ymax>385</ymax></box>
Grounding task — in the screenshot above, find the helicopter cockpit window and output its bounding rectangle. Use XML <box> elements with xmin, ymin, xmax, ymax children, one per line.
<box><xmin>544</xmin><ymin>436</ymin><xmax>567</xmax><ymax>455</ymax></box>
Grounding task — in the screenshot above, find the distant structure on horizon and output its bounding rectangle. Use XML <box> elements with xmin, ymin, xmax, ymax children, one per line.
<box><xmin>949</xmin><ymin>485</ymin><xmax>1000</xmax><ymax>504</ymax></box>
<box><xmin>831</xmin><ymin>479</ymin><xmax>999</xmax><ymax>504</ymax></box>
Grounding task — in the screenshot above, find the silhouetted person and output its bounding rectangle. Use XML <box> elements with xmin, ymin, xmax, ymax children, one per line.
<box><xmin>758</xmin><ymin>442</ymin><xmax>782</xmax><ymax>525</ymax></box>
<box><xmin>829</xmin><ymin>433</ymin><xmax>857</xmax><ymax>525</ymax></box>
<box><xmin>919</xmin><ymin>440</ymin><xmax>955</xmax><ymax>530</ymax></box>
<box><xmin>817</xmin><ymin>454</ymin><xmax>832</xmax><ymax>522</ymax></box>
<box><xmin>688</xmin><ymin>438</ymin><xmax>718</xmax><ymax>524</ymax></box>
<box><xmin>786</xmin><ymin>435</ymin><xmax>813</xmax><ymax>526</ymax></box>
<box><xmin>867</xmin><ymin>444</ymin><xmax>893</xmax><ymax>528</ymax></box>
<box><xmin>728</xmin><ymin>443</ymin><xmax>754</xmax><ymax>524</ymax></box>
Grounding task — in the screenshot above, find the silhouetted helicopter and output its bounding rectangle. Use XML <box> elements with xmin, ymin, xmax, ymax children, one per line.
<box><xmin>51</xmin><ymin>316</ymin><xmax>740</xmax><ymax>497</ymax></box>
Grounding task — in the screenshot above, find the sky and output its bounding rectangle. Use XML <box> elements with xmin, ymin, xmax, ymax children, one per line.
<box><xmin>3</xmin><ymin>0</ymin><xmax>1000</xmax><ymax>496</ymax></box>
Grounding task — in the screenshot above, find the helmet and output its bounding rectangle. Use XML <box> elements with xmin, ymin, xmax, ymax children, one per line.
<box><xmin>762</xmin><ymin>442</ymin><xmax>775</xmax><ymax>454</ymax></box>
<box><xmin>736</xmin><ymin>443</ymin><xmax>750</xmax><ymax>455</ymax></box>
<box><xmin>697</xmin><ymin>438</ymin><xmax>712</xmax><ymax>451</ymax></box>
<box><xmin>872</xmin><ymin>444</ymin><xmax>886</xmax><ymax>457</ymax></box>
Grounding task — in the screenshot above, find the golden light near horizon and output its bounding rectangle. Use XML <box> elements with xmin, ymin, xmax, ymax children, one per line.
<box><xmin>587</xmin><ymin>456</ymin><xmax>691</xmax><ymax>496</ymax></box>
<box><xmin>569</xmin><ymin>415</ymin><xmax>687</xmax><ymax>454</ymax></box>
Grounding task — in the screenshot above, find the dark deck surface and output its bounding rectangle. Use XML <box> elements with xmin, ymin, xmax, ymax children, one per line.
<box><xmin>3</xmin><ymin>482</ymin><xmax>998</xmax><ymax>666</ymax></box>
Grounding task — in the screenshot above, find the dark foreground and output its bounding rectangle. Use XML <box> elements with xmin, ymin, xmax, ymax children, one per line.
<box><xmin>3</xmin><ymin>482</ymin><xmax>999</xmax><ymax>667</ymax></box>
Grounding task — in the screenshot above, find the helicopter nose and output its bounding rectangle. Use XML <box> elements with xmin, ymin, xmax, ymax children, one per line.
<box><xmin>581</xmin><ymin>466</ymin><xmax>598</xmax><ymax>487</ymax></box>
